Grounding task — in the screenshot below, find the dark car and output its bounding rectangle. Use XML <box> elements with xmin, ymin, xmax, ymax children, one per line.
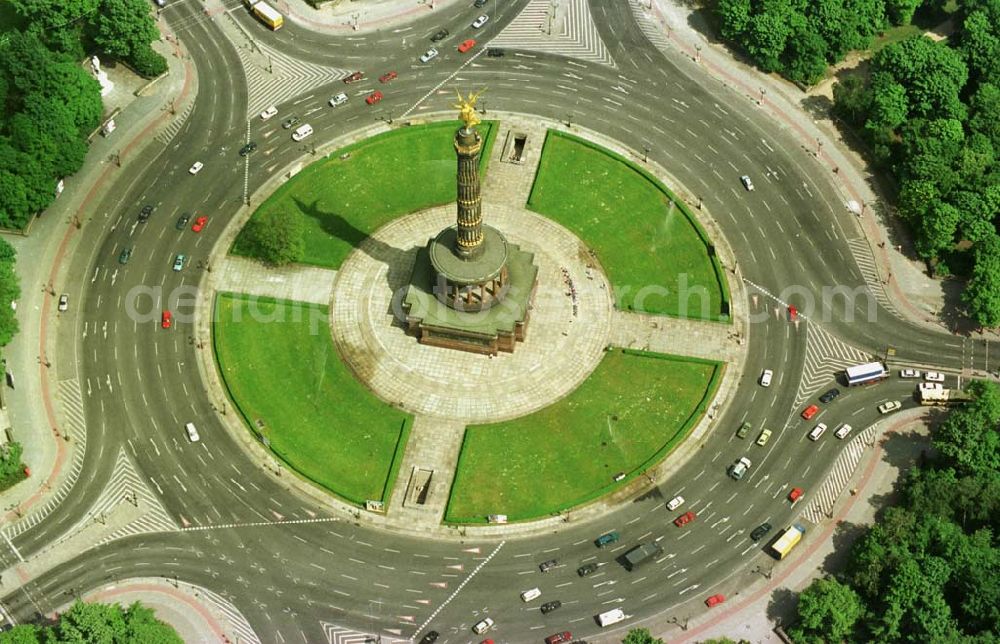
<box><xmin>594</xmin><ymin>531</ymin><xmax>619</xmax><ymax>548</ymax></box>
<box><xmin>576</xmin><ymin>563</ymin><xmax>598</xmax><ymax>577</ymax></box>
<box><xmin>239</xmin><ymin>141</ymin><xmax>258</xmax><ymax>156</ymax></box>
<box><xmin>487</xmin><ymin>47</ymin><xmax>505</xmax><ymax>57</ymax></box>
<box><xmin>281</xmin><ymin>116</ymin><xmax>299</xmax><ymax>129</ymax></box>
<box><xmin>137</xmin><ymin>204</ymin><xmax>154</xmax><ymax>222</ymax></box>
<box><xmin>539</xmin><ymin>559</ymin><xmax>558</xmax><ymax>573</ymax></box>
<box><xmin>419</xmin><ymin>631</ymin><xmax>439</xmax><ymax>644</ymax></box>
<box><xmin>118</xmin><ymin>247</ymin><xmax>133</xmax><ymax>264</ymax></box>
<box><xmin>544</xmin><ymin>633</ymin><xmax>572</xmax><ymax>644</ymax></box>
<box><xmin>474</xmin><ymin>0</ymin><xmax>487</xmax><ymax>6</ymax></box>
<box><xmin>540</xmin><ymin>600</ymin><xmax>562</xmax><ymax>614</ymax></box>
<box><xmin>430</xmin><ymin>29</ymin><xmax>449</xmax><ymax>42</ymax></box>
<box><xmin>750</xmin><ymin>522</ymin><xmax>772</xmax><ymax>541</ymax></box>
<box><xmin>176</xmin><ymin>213</ymin><xmax>191</xmax><ymax>230</ymax></box>
<box><xmin>343</xmin><ymin>71</ymin><xmax>365</xmax><ymax>83</ymax></box>
<box><xmin>819</xmin><ymin>388</ymin><xmax>841</xmax><ymax>403</ymax></box>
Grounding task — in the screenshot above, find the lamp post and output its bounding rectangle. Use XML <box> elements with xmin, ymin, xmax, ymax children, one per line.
<box><xmin>642</xmin><ymin>144</ymin><xmax>650</xmax><ymax>163</ymax></box>
<box><xmin>695</xmin><ymin>44</ymin><xmax>701</xmax><ymax>62</ymax></box>
<box><xmin>759</xmin><ymin>87</ymin><xmax>766</xmax><ymax>105</ymax></box>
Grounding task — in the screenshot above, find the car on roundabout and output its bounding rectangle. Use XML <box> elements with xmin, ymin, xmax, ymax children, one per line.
<box><xmin>343</xmin><ymin>71</ymin><xmax>365</xmax><ymax>83</ymax></box>
<box><xmin>788</xmin><ymin>487</ymin><xmax>804</xmax><ymax>503</ymax></box>
<box><xmin>366</xmin><ymin>90</ymin><xmax>384</xmax><ymax>105</ymax></box>
<box><xmin>259</xmin><ymin>105</ymin><xmax>278</xmax><ymax>120</ymax></box>
<box><xmin>594</xmin><ymin>531</ymin><xmax>619</xmax><ymax>547</ymax></box>
<box><xmin>740</xmin><ymin>175</ymin><xmax>754</xmax><ymax>191</ymax></box>
<box><xmin>188</xmin><ymin>161</ymin><xmax>203</xmax><ymax>175</ymax></box>
<box><xmin>430</xmin><ymin>29</ymin><xmax>449</xmax><ymax>42</ymax></box>
<box><xmin>801</xmin><ymin>404</ymin><xmax>819</xmax><ymax>420</ymax></box>
<box><xmin>239</xmin><ymin>141</ymin><xmax>257</xmax><ymax>156</ymax></box>
<box><xmin>539</xmin><ymin>559</ymin><xmax>558</xmax><ymax>573</ymax></box>
<box><xmin>472</xmin><ymin>617</ymin><xmax>494</xmax><ymax>635</ymax></box>
<box><xmin>420</xmin><ymin>48</ymin><xmax>438</xmax><ymax>63</ymax></box>
<box><xmin>705</xmin><ymin>593</ymin><xmax>726</xmax><ymax>607</ymax></box>
<box><xmin>576</xmin><ymin>563</ymin><xmax>598</xmax><ymax>576</ymax></box>
<box><xmin>118</xmin><ymin>247</ymin><xmax>133</xmax><ymax>264</ymax></box>
<box><xmin>520</xmin><ymin>587</ymin><xmax>541</xmax><ymax>602</ymax></box>
<box><xmin>835</xmin><ymin>423</ymin><xmax>853</xmax><ymax>439</ymax></box>
<box><xmin>472</xmin><ymin>14</ymin><xmax>489</xmax><ymax>28</ymax></box>
<box><xmin>184</xmin><ymin>422</ymin><xmax>199</xmax><ymax>442</ymax></box>
<box><xmin>58</xmin><ymin>294</ymin><xmax>69</xmax><ymax>311</ymax></box>
<box><xmin>925</xmin><ymin>371</ymin><xmax>945</xmax><ymax>382</ymax></box>
<box><xmin>750</xmin><ymin>522</ymin><xmax>772</xmax><ymax>541</ymax></box>
<box><xmin>161</xmin><ymin>310</ymin><xmax>172</xmax><ymax>329</ymax></box>
<box><xmin>736</xmin><ymin>421</ymin><xmax>752</xmax><ymax>438</ymax></box>
<box><xmin>328</xmin><ymin>93</ymin><xmax>348</xmax><ymax>107</ymax></box>
<box><xmin>192</xmin><ymin>216</ymin><xmax>208</xmax><ymax>233</ymax></box>
<box><xmin>544</xmin><ymin>632</ymin><xmax>572</xmax><ymax>644</ymax></box>
<box><xmin>666</xmin><ymin>495</ymin><xmax>684</xmax><ymax>511</ymax></box>
<box><xmin>418</xmin><ymin>631</ymin><xmax>438</xmax><ymax>644</ymax></box>
<box><xmin>900</xmin><ymin>368</ymin><xmax>921</xmax><ymax>378</ymax></box>
<box><xmin>379</xmin><ymin>71</ymin><xmax>398</xmax><ymax>83</ymax></box>
<box><xmin>138</xmin><ymin>204</ymin><xmax>154</xmax><ymax>222</ymax></box>
<box><xmin>756</xmin><ymin>429</ymin><xmax>772</xmax><ymax>446</ymax></box>
<box><xmin>172</xmin><ymin>254</ymin><xmax>186</xmax><ymax>271</ymax></box>
<box><xmin>879</xmin><ymin>400</ymin><xmax>902</xmax><ymax>414</ymax></box>
<box><xmin>281</xmin><ymin>116</ymin><xmax>299</xmax><ymax>129</ymax></box>
<box><xmin>760</xmin><ymin>369</ymin><xmax>773</xmax><ymax>387</ymax></box>
<box><xmin>674</xmin><ymin>510</ymin><xmax>696</xmax><ymax>527</ymax></box>
<box><xmin>540</xmin><ymin>600</ymin><xmax>561</xmax><ymax>614</ymax></box>
<box><xmin>176</xmin><ymin>213</ymin><xmax>191</xmax><ymax>229</ymax></box>
<box><xmin>728</xmin><ymin>456</ymin><xmax>751</xmax><ymax>480</ymax></box>
<box><xmin>819</xmin><ymin>387</ymin><xmax>841</xmax><ymax>403</ymax></box>
<box><xmin>459</xmin><ymin>38</ymin><xmax>476</xmax><ymax>53</ymax></box>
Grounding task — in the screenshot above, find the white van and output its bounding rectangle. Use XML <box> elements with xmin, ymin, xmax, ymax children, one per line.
<box><xmin>520</xmin><ymin>587</ymin><xmax>541</xmax><ymax>602</ymax></box>
<box><xmin>808</xmin><ymin>423</ymin><xmax>827</xmax><ymax>441</ymax></box>
<box><xmin>291</xmin><ymin>124</ymin><xmax>313</xmax><ymax>141</ymax></box>
<box><xmin>597</xmin><ymin>608</ymin><xmax>626</xmax><ymax>627</ymax></box>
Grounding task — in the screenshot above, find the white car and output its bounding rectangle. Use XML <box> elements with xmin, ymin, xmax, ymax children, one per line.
<box><xmin>328</xmin><ymin>92</ymin><xmax>348</xmax><ymax>107</ymax></box>
<box><xmin>900</xmin><ymin>368</ymin><xmax>921</xmax><ymax>378</ymax></box>
<box><xmin>740</xmin><ymin>175</ymin><xmax>754</xmax><ymax>191</ymax></box>
<box><xmin>472</xmin><ymin>14</ymin><xmax>489</xmax><ymax>28</ymax></box>
<box><xmin>420</xmin><ymin>48</ymin><xmax>439</xmax><ymax>63</ymax></box>
<box><xmin>834</xmin><ymin>423</ymin><xmax>853</xmax><ymax>439</ymax></box>
<box><xmin>919</xmin><ymin>382</ymin><xmax>943</xmax><ymax>392</ymax></box>
<box><xmin>472</xmin><ymin>617</ymin><xmax>494</xmax><ymax>635</ymax></box>
<box><xmin>760</xmin><ymin>369</ymin><xmax>773</xmax><ymax>387</ymax></box>
<box><xmin>188</xmin><ymin>161</ymin><xmax>204</xmax><ymax>175</ymax></box>
<box><xmin>291</xmin><ymin>124</ymin><xmax>313</xmax><ymax>142</ymax></box>
<box><xmin>58</xmin><ymin>294</ymin><xmax>69</xmax><ymax>312</ymax></box>
<box><xmin>924</xmin><ymin>371</ymin><xmax>945</xmax><ymax>382</ymax></box>
<box><xmin>878</xmin><ymin>400</ymin><xmax>902</xmax><ymax>414</ymax></box>
<box><xmin>520</xmin><ymin>587</ymin><xmax>541</xmax><ymax>602</ymax></box>
<box><xmin>260</xmin><ymin>106</ymin><xmax>278</xmax><ymax>120</ymax></box>
<box><xmin>184</xmin><ymin>422</ymin><xmax>200</xmax><ymax>442</ymax></box>
<box><xmin>666</xmin><ymin>495</ymin><xmax>684</xmax><ymax>511</ymax></box>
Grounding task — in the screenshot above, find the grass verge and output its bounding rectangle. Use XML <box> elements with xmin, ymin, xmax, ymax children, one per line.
<box><xmin>233</xmin><ymin>120</ymin><xmax>497</xmax><ymax>269</ymax></box>
<box><xmin>527</xmin><ymin>130</ymin><xmax>729</xmax><ymax>321</ymax></box>
<box><xmin>212</xmin><ymin>293</ymin><xmax>410</xmax><ymax>505</ymax></box>
<box><xmin>444</xmin><ymin>349</ymin><xmax>722</xmax><ymax>523</ymax></box>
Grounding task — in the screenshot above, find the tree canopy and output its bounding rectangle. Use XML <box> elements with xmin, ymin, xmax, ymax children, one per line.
<box><xmin>0</xmin><ymin>600</ymin><xmax>183</xmax><ymax>644</ymax></box>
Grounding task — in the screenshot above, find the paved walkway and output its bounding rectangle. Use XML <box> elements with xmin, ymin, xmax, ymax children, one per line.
<box><xmin>216</xmin><ymin>255</ymin><xmax>336</xmax><ymax>305</ymax></box>
<box><xmin>275</xmin><ymin>0</ymin><xmax>461</xmax><ymax>34</ymax></box>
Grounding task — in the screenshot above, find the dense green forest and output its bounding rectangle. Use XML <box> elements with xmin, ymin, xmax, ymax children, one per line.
<box><xmin>717</xmin><ymin>0</ymin><xmax>1000</xmax><ymax>327</ymax></box>
<box><xmin>0</xmin><ymin>600</ymin><xmax>183</xmax><ymax>643</ymax></box>
<box><xmin>790</xmin><ymin>379</ymin><xmax>1000</xmax><ymax>641</ymax></box>
<box><xmin>0</xmin><ymin>0</ymin><xmax>165</xmax><ymax>230</ymax></box>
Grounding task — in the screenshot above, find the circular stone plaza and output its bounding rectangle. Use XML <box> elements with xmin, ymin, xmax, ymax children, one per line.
<box><xmin>202</xmin><ymin>104</ymin><xmax>741</xmax><ymax>531</ymax></box>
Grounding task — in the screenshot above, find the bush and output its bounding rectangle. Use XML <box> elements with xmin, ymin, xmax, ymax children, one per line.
<box><xmin>129</xmin><ymin>45</ymin><xmax>167</xmax><ymax>78</ymax></box>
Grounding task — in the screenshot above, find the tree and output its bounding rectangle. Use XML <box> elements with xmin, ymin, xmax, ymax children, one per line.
<box><xmin>716</xmin><ymin>0</ymin><xmax>752</xmax><ymax>40</ymax></box>
<box><xmin>0</xmin><ymin>624</ymin><xmax>41</xmax><ymax>643</ymax></box>
<box><xmin>933</xmin><ymin>379</ymin><xmax>1000</xmax><ymax>470</ymax></box>
<box><xmin>959</xmin><ymin>9</ymin><xmax>1000</xmax><ymax>85</ymax></box>
<box><xmin>622</xmin><ymin>628</ymin><xmax>664</xmax><ymax>644</ymax></box>
<box><xmin>0</xmin><ymin>247</ymin><xmax>21</xmax><ymax>347</ymax></box>
<box><xmin>744</xmin><ymin>11</ymin><xmax>794</xmax><ymax>73</ymax></box>
<box><xmin>782</xmin><ymin>24</ymin><xmax>829</xmax><ymax>85</ymax></box>
<box><xmin>885</xmin><ymin>0</ymin><xmax>922</xmax><ymax>25</ymax></box>
<box><xmin>39</xmin><ymin>601</ymin><xmax>182</xmax><ymax>644</ymax></box>
<box><xmin>871</xmin><ymin>35</ymin><xmax>969</xmax><ymax>121</ymax></box>
<box><xmin>789</xmin><ymin>577</ymin><xmax>865</xmax><ymax>642</ymax></box>
<box><xmin>969</xmin><ymin>83</ymin><xmax>1000</xmax><ymax>147</ymax></box>
<box><xmin>238</xmin><ymin>210</ymin><xmax>306</xmax><ymax>266</ymax></box>
<box><xmin>92</xmin><ymin>0</ymin><xmax>158</xmax><ymax>60</ymax></box>
<box><xmin>0</xmin><ymin>441</ymin><xmax>24</xmax><ymax>481</ymax></box>
<box><xmin>833</xmin><ymin>74</ymin><xmax>872</xmax><ymax>125</ymax></box>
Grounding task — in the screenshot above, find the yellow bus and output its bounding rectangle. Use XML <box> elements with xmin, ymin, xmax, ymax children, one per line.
<box><xmin>252</xmin><ymin>1</ymin><xmax>284</xmax><ymax>30</ymax></box>
<box><xmin>769</xmin><ymin>524</ymin><xmax>805</xmax><ymax>560</ymax></box>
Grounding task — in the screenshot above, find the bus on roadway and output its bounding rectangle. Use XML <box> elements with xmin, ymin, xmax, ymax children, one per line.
<box><xmin>769</xmin><ymin>524</ymin><xmax>806</xmax><ymax>560</ymax></box>
<box><xmin>845</xmin><ymin>361</ymin><xmax>889</xmax><ymax>386</ymax></box>
<box><xmin>248</xmin><ymin>0</ymin><xmax>283</xmax><ymax>30</ymax></box>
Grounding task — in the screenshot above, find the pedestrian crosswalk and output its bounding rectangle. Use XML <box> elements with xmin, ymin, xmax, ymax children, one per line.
<box><xmin>2</xmin><ymin>379</ymin><xmax>89</xmax><ymax>541</ymax></box>
<box><xmin>154</xmin><ymin>101</ymin><xmax>196</xmax><ymax>146</ymax></box>
<box><xmin>794</xmin><ymin>324</ymin><xmax>874</xmax><ymax>409</ymax></box>
<box><xmin>321</xmin><ymin>623</ymin><xmax>407</xmax><ymax>644</ymax></box>
<box><xmin>800</xmin><ymin>424</ymin><xmax>878</xmax><ymax>524</ymax></box>
<box><xmin>201</xmin><ymin>586</ymin><xmax>261</xmax><ymax>644</ymax></box>
<box><xmin>627</xmin><ymin>0</ymin><xmax>671</xmax><ymax>51</ymax></box>
<box><xmin>489</xmin><ymin>0</ymin><xmax>615</xmax><ymax>67</ymax></box>
<box><xmin>219</xmin><ymin>10</ymin><xmax>353</xmax><ymax>119</ymax></box>
<box><xmin>845</xmin><ymin>238</ymin><xmax>901</xmax><ymax>320</ymax></box>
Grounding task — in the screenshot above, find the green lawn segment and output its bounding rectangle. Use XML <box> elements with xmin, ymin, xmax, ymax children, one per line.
<box><xmin>212</xmin><ymin>293</ymin><xmax>410</xmax><ymax>505</ymax></box>
<box><xmin>527</xmin><ymin>131</ymin><xmax>728</xmax><ymax>320</ymax></box>
<box><xmin>445</xmin><ymin>350</ymin><xmax>722</xmax><ymax>523</ymax></box>
<box><xmin>233</xmin><ymin>120</ymin><xmax>497</xmax><ymax>269</ymax></box>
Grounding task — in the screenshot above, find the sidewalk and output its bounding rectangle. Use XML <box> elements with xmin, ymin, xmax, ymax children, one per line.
<box><xmin>274</xmin><ymin>0</ymin><xmax>460</xmax><ymax>33</ymax></box>
<box><xmin>647</xmin><ymin>0</ymin><xmax>953</xmax><ymax>337</ymax></box>
<box><xmin>0</xmin><ymin>29</ymin><xmax>197</xmax><ymax>524</ymax></box>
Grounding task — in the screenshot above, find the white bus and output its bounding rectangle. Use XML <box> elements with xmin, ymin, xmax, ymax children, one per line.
<box><xmin>845</xmin><ymin>361</ymin><xmax>888</xmax><ymax>386</ymax></box>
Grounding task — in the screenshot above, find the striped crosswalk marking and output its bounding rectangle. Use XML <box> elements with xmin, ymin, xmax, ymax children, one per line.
<box><xmin>200</xmin><ymin>586</ymin><xmax>261</xmax><ymax>644</ymax></box>
<box><xmin>801</xmin><ymin>424</ymin><xmax>878</xmax><ymax>524</ymax></box>
<box><xmin>2</xmin><ymin>379</ymin><xmax>89</xmax><ymax>542</ymax></box>
<box><xmin>155</xmin><ymin>102</ymin><xmax>196</xmax><ymax>146</ymax></box>
<box><xmin>845</xmin><ymin>238</ymin><xmax>901</xmax><ymax>319</ymax></box>
<box><xmin>322</xmin><ymin>623</ymin><xmax>408</xmax><ymax>644</ymax></box>
<box><xmin>489</xmin><ymin>0</ymin><xmax>614</xmax><ymax>67</ymax></box>
<box><xmin>794</xmin><ymin>324</ymin><xmax>874</xmax><ymax>409</ymax></box>
<box><xmin>626</xmin><ymin>0</ymin><xmax>671</xmax><ymax>50</ymax></box>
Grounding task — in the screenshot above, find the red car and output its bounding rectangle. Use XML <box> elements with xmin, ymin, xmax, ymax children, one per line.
<box><xmin>192</xmin><ymin>216</ymin><xmax>208</xmax><ymax>233</ymax></box>
<box><xmin>789</xmin><ymin>487</ymin><xmax>804</xmax><ymax>503</ymax></box>
<box><xmin>458</xmin><ymin>38</ymin><xmax>476</xmax><ymax>53</ymax></box>
<box><xmin>788</xmin><ymin>304</ymin><xmax>798</xmax><ymax>321</ymax></box>
<box><xmin>343</xmin><ymin>71</ymin><xmax>365</xmax><ymax>83</ymax></box>
<box><xmin>705</xmin><ymin>593</ymin><xmax>726</xmax><ymax>608</ymax></box>
<box><xmin>801</xmin><ymin>404</ymin><xmax>819</xmax><ymax>420</ymax></box>
<box><xmin>674</xmin><ymin>510</ymin><xmax>696</xmax><ymax>527</ymax></box>
<box><xmin>366</xmin><ymin>90</ymin><xmax>383</xmax><ymax>105</ymax></box>
<box><xmin>544</xmin><ymin>632</ymin><xmax>572</xmax><ymax>644</ymax></box>
<box><xmin>379</xmin><ymin>71</ymin><xmax>397</xmax><ymax>83</ymax></box>
<box><xmin>161</xmin><ymin>310</ymin><xmax>172</xmax><ymax>329</ymax></box>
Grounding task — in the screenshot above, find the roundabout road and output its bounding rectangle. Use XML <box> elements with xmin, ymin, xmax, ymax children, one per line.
<box><xmin>0</xmin><ymin>0</ymin><xmax>985</xmax><ymax>642</ymax></box>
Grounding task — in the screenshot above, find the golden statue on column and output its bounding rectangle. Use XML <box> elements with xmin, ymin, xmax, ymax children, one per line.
<box><xmin>454</xmin><ymin>89</ymin><xmax>484</xmax><ymax>129</ymax></box>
